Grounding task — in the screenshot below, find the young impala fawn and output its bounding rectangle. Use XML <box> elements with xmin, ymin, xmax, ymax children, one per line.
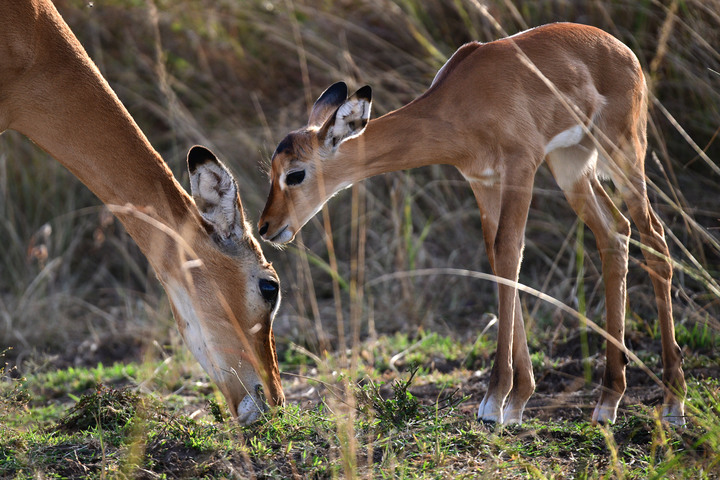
<box><xmin>1</xmin><ymin>0</ymin><xmax>283</xmax><ymax>424</ymax></box>
<box><xmin>257</xmin><ymin>23</ymin><xmax>686</xmax><ymax>425</ymax></box>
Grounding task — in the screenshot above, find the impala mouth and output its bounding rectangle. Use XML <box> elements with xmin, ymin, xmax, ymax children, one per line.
<box><xmin>268</xmin><ymin>225</ymin><xmax>293</xmax><ymax>245</ymax></box>
<box><xmin>236</xmin><ymin>386</ymin><xmax>269</xmax><ymax>425</ymax></box>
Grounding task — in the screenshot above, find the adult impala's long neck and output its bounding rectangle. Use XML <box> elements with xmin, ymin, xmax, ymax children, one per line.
<box><xmin>5</xmin><ymin>0</ymin><xmax>198</xmax><ymax>275</ymax></box>
<box><xmin>327</xmin><ymin>95</ymin><xmax>460</xmax><ymax>192</ymax></box>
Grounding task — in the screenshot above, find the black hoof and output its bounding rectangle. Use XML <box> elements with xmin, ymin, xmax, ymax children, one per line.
<box><xmin>477</xmin><ymin>417</ymin><xmax>497</xmax><ymax>427</ymax></box>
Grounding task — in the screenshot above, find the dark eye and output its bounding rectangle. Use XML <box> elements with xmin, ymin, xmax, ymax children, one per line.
<box><xmin>259</xmin><ymin>279</ymin><xmax>279</xmax><ymax>306</ymax></box>
<box><xmin>285</xmin><ymin>170</ymin><xmax>305</xmax><ymax>186</ymax></box>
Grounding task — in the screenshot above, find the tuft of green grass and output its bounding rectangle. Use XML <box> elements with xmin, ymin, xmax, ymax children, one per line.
<box><xmin>357</xmin><ymin>368</ymin><xmax>423</xmax><ymax>432</ymax></box>
<box><xmin>55</xmin><ymin>384</ymin><xmax>140</xmax><ymax>436</ymax></box>
<box><xmin>675</xmin><ymin>319</ymin><xmax>720</xmax><ymax>352</ymax></box>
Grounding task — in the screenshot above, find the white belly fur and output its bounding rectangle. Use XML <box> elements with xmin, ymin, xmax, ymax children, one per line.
<box><xmin>545</xmin><ymin>125</ymin><xmax>599</xmax><ymax>191</ymax></box>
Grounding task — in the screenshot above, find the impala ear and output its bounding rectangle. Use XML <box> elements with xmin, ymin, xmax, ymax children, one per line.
<box><xmin>187</xmin><ymin>145</ymin><xmax>246</xmax><ymax>242</ymax></box>
<box><xmin>308</xmin><ymin>82</ymin><xmax>348</xmax><ymax>127</ymax></box>
<box><xmin>319</xmin><ymin>85</ymin><xmax>372</xmax><ymax>150</ymax></box>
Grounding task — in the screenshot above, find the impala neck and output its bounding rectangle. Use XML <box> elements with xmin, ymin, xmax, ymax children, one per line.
<box><xmin>328</xmin><ymin>97</ymin><xmax>458</xmax><ymax>191</ymax></box>
<box><xmin>8</xmin><ymin>0</ymin><xmax>198</xmax><ymax>275</ymax></box>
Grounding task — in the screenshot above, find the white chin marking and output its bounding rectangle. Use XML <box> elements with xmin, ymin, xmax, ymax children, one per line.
<box><xmin>166</xmin><ymin>281</ymin><xmax>217</xmax><ymax>380</ymax></box>
<box><xmin>236</xmin><ymin>394</ymin><xmax>264</xmax><ymax>425</ymax></box>
<box><xmin>273</xmin><ymin>228</ymin><xmax>294</xmax><ymax>244</ymax></box>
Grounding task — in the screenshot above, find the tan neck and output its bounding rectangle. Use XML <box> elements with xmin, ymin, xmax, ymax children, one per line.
<box><xmin>328</xmin><ymin>96</ymin><xmax>459</xmax><ymax>189</ymax></box>
<box><xmin>6</xmin><ymin>0</ymin><xmax>198</xmax><ymax>273</ymax></box>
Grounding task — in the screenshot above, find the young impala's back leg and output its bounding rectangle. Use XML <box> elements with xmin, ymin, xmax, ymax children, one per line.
<box><xmin>604</xmin><ymin>126</ymin><xmax>687</xmax><ymax>424</ymax></box>
<box><xmin>468</xmin><ymin>167</ymin><xmax>536</xmax><ymax>425</ymax></box>
<box><xmin>548</xmin><ymin>141</ymin><xmax>632</xmax><ymax>424</ymax></box>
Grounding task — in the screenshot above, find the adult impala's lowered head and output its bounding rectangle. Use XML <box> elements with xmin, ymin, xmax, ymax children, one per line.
<box><xmin>258</xmin><ymin>82</ymin><xmax>372</xmax><ymax>245</ymax></box>
<box><xmin>182</xmin><ymin>146</ymin><xmax>284</xmax><ymax>424</ymax></box>
<box><xmin>2</xmin><ymin>0</ymin><xmax>285</xmax><ymax>426</ymax></box>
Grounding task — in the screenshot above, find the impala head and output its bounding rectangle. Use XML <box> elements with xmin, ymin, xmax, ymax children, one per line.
<box><xmin>258</xmin><ymin>82</ymin><xmax>372</xmax><ymax>245</ymax></box>
<box><xmin>169</xmin><ymin>145</ymin><xmax>284</xmax><ymax>425</ymax></box>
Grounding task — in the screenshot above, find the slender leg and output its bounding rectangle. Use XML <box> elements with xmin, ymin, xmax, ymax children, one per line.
<box><xmin>597</xmin><ymin>85</ymin><xmax>686</xmax><ymax>424</ymax></box>
<box><xmin>469</xmin><ymin>166</ymin><xmax>536</xmax><ymax>424</ymax></box>
<box><xmin>600</xmin><ymin>110</ymin><xmax>686</xmax><ymax>424</ymax></box>
<box><xmin>555</xmin><ymin>168</ymin><xmax>632</xmax><ymax>424</ymax></box>
<box><xmin>503</xmin><ymin>292</ymin><xmax>535</xmax><ymax>424</ymax></box>
<box><xmin>618</xmin><ymin>174</ymin><xmax>686</xmax><ymax>424</ymax></box>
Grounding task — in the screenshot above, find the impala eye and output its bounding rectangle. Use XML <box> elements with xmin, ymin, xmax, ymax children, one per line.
<box><xmin>285</xmin><ymin>170</ymin><xmax>305</xmax><ymax>186</ymax></box>
<box><xmin>259</xmin><ymin>279</ymin><xmax>279</xmax><ymax>306</ymax></box>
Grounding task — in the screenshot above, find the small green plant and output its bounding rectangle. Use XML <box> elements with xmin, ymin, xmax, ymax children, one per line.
<box><xmin>358</xmin><ymin>377</ymin><xmax>420</xmax><ymax>432</ymax></box>
<box><xmin>208</xmin><ymin>398</ymin><xmax>224</xmax><ymax>422</ymax></box>
<box><xmin>0</xmin><ymin>353</ymin><xmax>31</xmax><ymax>423</ymax></box>
<box><xmin>356</xmin><ymin>366</ymin><xmax>467</xmax><ymax>435</ymax></box>
<box><xmin>55</xmin><ymin>383</ymin><xmax>140</xmax><ymax>435</ymax></box>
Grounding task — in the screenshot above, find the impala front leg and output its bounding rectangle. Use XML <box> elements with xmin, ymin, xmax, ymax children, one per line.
<box><xmin>475</xmin><ymin>166</ymin><xmax>536</xmax><ymax>425</ymax></box>
<box><xmin>503</xmin><ymin>292</ymin><xmax>536</xmax><ymax>424</ymax></box>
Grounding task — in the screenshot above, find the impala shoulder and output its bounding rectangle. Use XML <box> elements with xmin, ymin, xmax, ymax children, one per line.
<box><xmin>432</xmin><ymin>42</ymin><xmax>482</xmax><ymax>87</ymax></box>
<box><xmin>0</xmin><ymin>3</ymin><xmax>42</xmax><ymax>82</ymax></box>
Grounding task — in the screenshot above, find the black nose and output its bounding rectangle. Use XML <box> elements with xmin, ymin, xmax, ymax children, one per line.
<box><xmin>259</xmin><ymin>222</ymin><xmax>269</xmax><ymax>236</ymax></box>
<box><xmin>259</xmin><ymin>279</ymin><xmax>279</xmax><ymax>306</ymax></box>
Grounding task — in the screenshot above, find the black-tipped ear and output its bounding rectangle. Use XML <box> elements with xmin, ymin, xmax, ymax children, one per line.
<box><xmin>318</xmin><ymin>84</ymin><xmax>373</xmax><ymax>150</ymax></box>
<box><xmin>187</xmin><ymin>146</ymin><xmax>246</xmax><ymax>242</ymax></box>
<box><xmin>308</xmin><ymin>82</ymin><xmax>349</xmax><ymax>127</ymax></box>
<box><xmin>187</xmin><ymin>145</ymin><xmax>217</xmax><ymax>174</ymax></box>
<box><xmin>354</xmin><ymin>85</ymin><xmax>372</xmax><ymax>103</ymax></box>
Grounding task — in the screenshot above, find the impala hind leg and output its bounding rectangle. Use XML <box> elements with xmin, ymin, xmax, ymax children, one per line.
<box><xmin>469</xmin><ymin>170</ymin><xmax>536</xmax><ymax>425</ymax></box>
<box><xmin>614</xmin><ymin>166</ymin><xmax>687</xmax><ymax>424</ymax></box>
<box><xmin>550</xmin><ymin>148</ymin><xmax>632</xmax><ymax>424</ymax></box>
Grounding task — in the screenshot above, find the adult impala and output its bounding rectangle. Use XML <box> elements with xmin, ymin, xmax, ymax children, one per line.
<box><xmin>1</xmin><ymin>0</ymin><xmax>283</xmax><ymax>424</ymax></box>
<box><xmin>258</xmin><ymin>23</ymin><xmax>686</xmax><ymax>425</ymax></box>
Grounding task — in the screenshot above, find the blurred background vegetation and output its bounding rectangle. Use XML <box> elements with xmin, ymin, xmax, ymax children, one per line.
<box><xmin>1</xmin><ymin>0</ymin><xmax>718</xmax><ymax>375</ymax></box>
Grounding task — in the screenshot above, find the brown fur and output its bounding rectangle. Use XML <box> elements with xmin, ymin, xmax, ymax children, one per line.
<box><xmin>259</xmin><ymin>23</ymin><xmax>686</xmax><ymax>425</ymax></box>
<box><xmin>1</xmin><ymin>0</ymin><xmax>284</xmax><ymax>420</ymax></box>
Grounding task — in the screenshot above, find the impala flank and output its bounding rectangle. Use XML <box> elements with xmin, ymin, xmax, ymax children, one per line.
<box><xmin>258</xmin><ymin>23</ymin><xmax>686</xmax><ymax>425</ymax></box>
<box><xmin>1</xmin><ymin>0</ymin><xmax>283</xmax><ymax>424</ymax></box>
